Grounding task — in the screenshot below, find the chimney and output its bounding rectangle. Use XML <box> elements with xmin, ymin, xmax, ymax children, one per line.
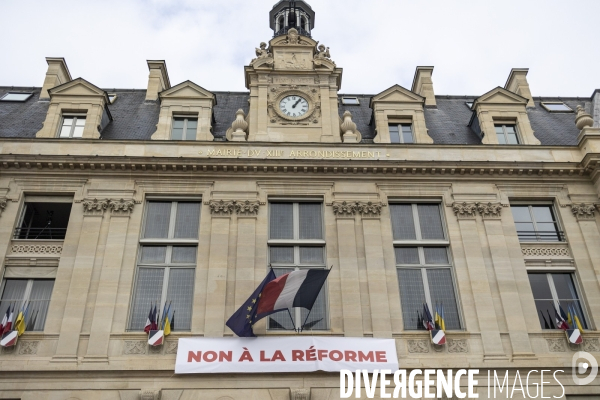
<box><xmin>505</xmin><ymin>68</ymin><xmax>534</xmax><ymax>107</ymax></box>
<box><xmin>411</xmin><ymin>66</ymin><xmax>436</xmax><ymax>106</ymax></box>
<box><xmin>146</xmin><ymin>60</ymin><xmax>171</xmax><ymax>101</ymax></box>
<box><xmin>40</xmin><ymin>57</ymin><xmax>72</xmax><ymax>100</ymax></box>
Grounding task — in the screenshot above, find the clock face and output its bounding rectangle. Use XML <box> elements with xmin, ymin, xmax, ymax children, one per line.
<box><xmin>279</xmin><ymin>95</ymin><xmax>309</xmax><ymax>118</ymax></box>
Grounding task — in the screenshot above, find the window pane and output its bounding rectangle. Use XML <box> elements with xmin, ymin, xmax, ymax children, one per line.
<box><xmin>397</xmin><ymin>269</ymin><xmax>427</xmax><ymax>330</ymax></box>
<box><xmin>496</xmin><ymin>132</ymin><xmax>507</xmax><ymax>144</ymax></box>
<box><xmin>59</xmin><ymin>126</ymin><xmax>72</xmax><ymax>138</ymax></box>
<box><xmin>389</xmin><ymin>125</ymin><xmax>400</xmax><ymax>143</ymax></box>
<box><xmin>402</xmin><ymin>125</ymin><xmax>413</xmax><ymax>144</ymax></box>
<box><xmin>427</xmin><ymin>269</ymin><xmax>461</xmax><ymax>330</ymax></box>
<box><xmin>0</xmin><ymin>280</ymin><xmax>28</xmax><ymax>320</ymax></box>
<box><xmin>494</xmin><ymin>126</ymin><xmax>504</xmax><ymax>135</ymax></box>
<box><xmin>417</xmin><ymin>204</ymin><xmax>445</xmax><ymax>240</ymax></box>
<box><xmin>72</xmin><ymin>126</ymin><xmax>84</xmax><ymax>138</ymax></box>
<box><xmin>186</xmin><ymin>119</ymin><xmax>198</xmax><ymax>129</ymax></box>
<box><xmin>424</xmin><ymin>247</ymin><xmax>449</xmax><ymax>264</ymax></box>
<box><xmin>173</xmin><ymin>202</ymin><xmax>200</xmax><ymax>239</ymax></box>
<box><xmin>185</xmin><ymin>119</ymin><xmax>198</xmax><ymax>140</ymax></box>
<box><xmin>299</xmin><ymin>203</ymin><xmax>322</xmax><ymax>239</ymax></box>
<box><xmin>270</xmin><ymin>247</ymin><xmax>294</xmax><ymax>264</ymax></box>
<box><xmin>532</xmin><ymin>206</ymin><xmax>554</xmax><ymax>223</ymax></box>
<box><xmin>390</xmin><ymin>204</ymin><xmax>416</xmax><ymax>240</ymax></box>
<box><xmin>504</xmin><ymin>125</ymin><xmax>516</xmax><ymax>134</ymax></box>
<box><xmin>140</xmin><ymin>246</ymin><xmax>167</xmax><ymax>264</ymax></box>
<box><xmin>75</xmin><ymin>117</ymin><xmax>86</xmax><ymax>126</ymax></box>
<box><xmin>528</xmin><ymin>274</ymin><xmax>553</xmax><ymax>300</ymax></box>
<box><xmin>269</xmin><ymin>268</ymin><xmax>295</xmax><ymax>330</ymax></box>
<box><xmin>171</xmin><ymin>128</ymin><xmax>183</xmax><ymax>140</ymax></box>
<box><xmin>28</xmin><ymin>280</ymin><xmax>54</xmax><ymax>331</ymax></box>
<box><xmin>171</xmin><ymin>246</ymin><xmax>197</xmax><ymax>264</ymax></box>
<box><xmin>534</xmin><ymin>299</ymin><xmax>557</xmax><ymax>329</ymax></box>
<box><xmin>62</xmin><ymin>118</ymin><xmax>74</xmax><ymax>127</ymax></box>
<box><xmin>511</xmin><ymin>206</ymin><xmax>532</xmax><ymax>222</ymax></box>
<box><xmin>507</xmin><ymin>133</ymin><xmax>519</xmax><ymax>144</ymax></box>
<box><xmin>166</xmin><ymin>268</ymin><xmax>195</xmax><ymax>331</ymax></box>
<box><xmin>129</xmin><ymin>268</ymin><xmax>165</xmax><ymax>330</ymax></box>
<box><xmin>270</xmin><ymin>203</ymin><xmax>293</xmax><ymax>239</ymax></box>
<box><xmin>395</xmin><ymin>247</ymin><xmax>420</xmax><ymax>264</ymax></box>
<box><xmin>552</xmin><ymin>273</ymin><xmax>577</xmax><ymax>300</ymax></box>
<box><xmin>299</xmin><ymin>246</ymin><xmax>324</xmax><ymax>264</ymax></box>
<box><xmin>143</xmin><ymin>202</ymin><xmax>171</xmax><ymax>238</ymax></box>
<box><xmin>300</xmin><ymin>273</ymin><xmax>327</xmax><ymax>330</ymax></box>
<box><xmin>172</xmin><ymin>118</ymin><xmax>184</xmax><ymax>128</ymax></box>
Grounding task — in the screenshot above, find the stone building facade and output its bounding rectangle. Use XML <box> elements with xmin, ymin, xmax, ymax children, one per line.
<box><xmin>1</xmin><ymin>1</ymin><xmax>600</xmax><ymax>399</ymax></box>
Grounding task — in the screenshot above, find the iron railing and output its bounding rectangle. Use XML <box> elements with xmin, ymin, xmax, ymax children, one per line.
<box><xmin>14</xmin><ymin>227</ymin><xmax>67</xmax><ymax>240</ymax></box>
<box><xmin>516</xmin><ymin>230</ymin><xmax>565</xmax><ymax>242</ymax></box>
<box><xmin>274</xmin><ymin>26</ymin><xmax>311</xmax><ymax>37</ymax></box>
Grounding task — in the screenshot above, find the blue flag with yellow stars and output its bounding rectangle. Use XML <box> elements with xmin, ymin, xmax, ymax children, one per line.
<box><xmin>226</xmin><ymin>269</ymin><xmax>277</xmax><ymax>337</ymax></box>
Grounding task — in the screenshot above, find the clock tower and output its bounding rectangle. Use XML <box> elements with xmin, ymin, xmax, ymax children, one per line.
<box><xmin>243</xmin><ymin>1</ymin><xmax>345</xmax><ymax>143</ymax></box>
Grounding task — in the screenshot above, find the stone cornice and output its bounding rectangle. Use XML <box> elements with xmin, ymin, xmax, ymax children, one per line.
<box><xmin>207</xmin><ymin>199</ymin><xmax>261</xmax><ymax>216</ymax></box>
<box><xmin>570</xmin><ymin>203</ymin><xmax>598</xmax><ymax>221</ymax></box>
<box><xmin>332</xmin><ymin>201</ymin><xmax>386</xmax><ymax>218</ymax></box>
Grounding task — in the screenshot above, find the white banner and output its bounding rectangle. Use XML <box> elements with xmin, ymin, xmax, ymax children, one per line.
<box><xmin>175</xmin><ymin>337</ymin><xmax>398</xmax><ymax>374</ymax></box>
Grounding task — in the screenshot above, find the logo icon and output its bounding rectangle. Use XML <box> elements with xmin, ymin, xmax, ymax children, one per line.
<box><xmin>572</xmin><ymin>351</ymin><xmax>598</xmax><ymax>385</ymax></box>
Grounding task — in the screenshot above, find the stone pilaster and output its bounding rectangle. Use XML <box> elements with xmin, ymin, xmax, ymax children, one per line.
<box><xmin>477</xmin><ymin>202</ymin><xmax>536</xmax><ymax>360</ymax></box>
<box><xmin>53</xmin><ymin>199</ymin><xmax>108</xmax><ymax>362</ymax></box>
<box><xmin>84</xmin><ymin>199</ymin><xmax>136</xmax><ymax>362</ymax></box>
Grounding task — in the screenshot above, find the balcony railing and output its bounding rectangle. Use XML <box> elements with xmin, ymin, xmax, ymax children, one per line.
<box><xmin>14</xmin><ymin>227</ymin><xmax>67</xmax><ymax>240</ymax></box>
<box><xmin>516</xmin><ymin>230</ymin><xmax>565</xmax><ymax>242</ymax></box>
<box><xmin>274</xmin><ymin>26</ymin><xmax>311</xmax><ymax>37</ymax></box>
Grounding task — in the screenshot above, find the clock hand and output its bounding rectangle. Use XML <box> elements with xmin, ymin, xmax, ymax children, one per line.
<box><xmin>292</xmin><ymin>99</ymin><xmax>302</xmax><ymax>108</ymax></box>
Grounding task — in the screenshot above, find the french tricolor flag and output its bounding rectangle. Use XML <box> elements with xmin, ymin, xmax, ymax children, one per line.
<box><xmin>566</xmin><ymin>328</ymin><xmax>583</xmax><ymax>345</ymax></box>
<box><xmin>256</xmin><ymin>269</ymin><xmax>330</xmax><ymax>317</ymax></box>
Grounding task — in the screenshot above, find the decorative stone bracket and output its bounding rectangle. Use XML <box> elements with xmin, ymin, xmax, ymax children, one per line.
<box><xmin>331</xmin><ymin>201</ymin><xmax>385</xmax><ymax>218</ymax></box>
<box><xmin>208</xmin><ymin>199</ymin><xmax>261</xmax><ymax>216</ymax></box>
<box><xmin>82</xmin><ymin>198</ymin><xmax>135</xmax><ymax>216</ymax></box>
<box><xmin>82</xmin><ymin>198</ymin><xmax>109</xmax><ymax>216</ymax></box>
<box><xmin>108</xmin><ymin>198</ymin><xmax>136</xmax><ymax>215</ymax></box>
<box><xmin>290</xmin><ymin>388</ymin><xmax>310</xmax><ymax>400</ymax></box>
<box><xmin>452</xmin><ymin>201</ymin><xmax>503</xmax><ymax>219</ymax></box>
<box><xmin>570</xmin><ymin>203</ymin><xmax>597</xmax><ymax>221</ymax></box>
<box><xmin>139</xmin><ymin>389</ymin><xmax>161</xmax><ymax>400</ymax></box>
<box><xmin>0</xmin><ymin>198</ymin><xmax>6</xmax><ymax>217</ymax></box>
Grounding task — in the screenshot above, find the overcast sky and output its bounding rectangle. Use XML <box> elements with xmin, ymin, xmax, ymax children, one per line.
<box><xmin>1</xmin><ymin>0</ymin><xmax>599</xmax><ymax>97</ymax></box>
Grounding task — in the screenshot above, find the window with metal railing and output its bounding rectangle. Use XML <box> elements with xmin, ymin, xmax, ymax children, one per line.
<box><xmin>14</xmin><ymin>202</ymin><xmax>72</xmax><ymax>240</ymax></box>
<box><xmin>510</xmin><ymin>204</ymin><xmax>564</xmax><ymax>242</ymax></box>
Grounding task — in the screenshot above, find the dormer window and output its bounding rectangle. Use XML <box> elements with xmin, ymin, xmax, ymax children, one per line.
<box><xmin>541</xmin><ymin>102</ymin><xmax>572</xmax><ymax>112</ymax></box>
<box><xmin>108</xmin><ymin>94</ymin><xmax>117</xmax><ymax>104</ymax></box>
<box><xmin>341</xmin><ymin>97</ymin><xmax>360</xmax><ymax>105</ymax></box>
<box><xmin>389</xmin><ymin>123</ymin><xmax>414</xmax><ymax>144</ymax></box>
<box><xmin>495</xmin><ymin>124</ymin><xmax>519</xmax><ymax>145</ymax></box>
<box><xmin>0</xmin><ymin>92</ymin><xmax>33</xmax><ymax>102</ymax></box>
<box><xmin>59</xmin><ymin>115</ymin><xmax>86</xmax><ymax>138</ymax></box>
<box><xmin>171</xmin><ymin>117</ymin><xmax>198</xmax><ymax>140</ymax></box>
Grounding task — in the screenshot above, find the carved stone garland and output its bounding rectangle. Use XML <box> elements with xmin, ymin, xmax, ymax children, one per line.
<box><xmin>452</xmin><ymin>202</ymin><xmax>478</xmax><ymax>219</ymax></box>
<box><xmin>332</xmin><ymin>201</ymin><xmax>385</xmax><ymax>217</ymax></box>
<box><xmin>476</xmin><ymin>202</ymin><xmax>503</xmax><ymax>219</ymax></box>
<box><xmin>82</xmin><ymin>198</ymin><xmax>109</xmax><ymax>215</ymax></box>
<box><xmin>453</xmin><ymin>202</ymin><xmax>503</xmax><ymax>219</ymax></box>
<box><xmin>570</xmin><ymin>203</ymin><xmax>597</xmax><ymax>221</ymax></box>
<box><xmin>208</xmin><ymin>200</ymin><xmax>261</xmax><ymax>216</ymax></box>
<box><xmin>109</xmin><ymin>198</ymin><xmax>135</xmax><ymax>215</ymax></box>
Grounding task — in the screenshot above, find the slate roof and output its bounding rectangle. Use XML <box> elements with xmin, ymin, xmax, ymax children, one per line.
<box><xmin>0</xmin><ymin>86</ymin><xmax>591</xmax><ymax>146</ymax></box>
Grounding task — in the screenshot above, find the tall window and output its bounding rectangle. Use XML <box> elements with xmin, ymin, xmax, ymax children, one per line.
<box><xmin>389</xmin><ymin>124</ymin><xmax>414</xmax><ymax>144</ymax></box>
<box><xmin>59</xmin><ymin>115</ymin><xmax>86</xmax><ymax>138</ymax></box>
<box><xmin>529</xmin><ymin>273</ymin><xmax>588</xmax><ymax>330</ymax></box>
<box><xmin>0</xmin><ymin>279</ymin><xmax>54</xmax><ymax>331</ymax></box>
<box><xmin>129</xmin><ymin>201</ymin><xmax>201</xmax><ymax>331</ymax></box>
<box><xmin>15</xmin><ymin>202</ymin><xmax>72</xmax><ymax>240</ymax></box>
<box><xmin>171</xmin><ymin>117</ymin><xmax>197</xmax><ymax>140</ymax></box>
<box><xmin>390</xmin><ymin>203</ymin><xmax>461</xmax><ymax>330</ymax></box>
<box><xmin>268</xmin><ymin>201</ymin><xmax>327</xmax><ymax>331</ymax></box>
<box><xmin>495</xmin><ymin>124</ymin><xmax>519</xmax><ymax>144</ymax></box>
<box><xmin>511</xmin><ymin>204</ymin><xmax>563</xmax><ymax>242</ymax></box>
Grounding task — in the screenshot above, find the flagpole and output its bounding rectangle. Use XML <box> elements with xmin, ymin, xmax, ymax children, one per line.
<box><xmin>286</xmin><ymin>309</ymin><xmax>296</xmax><ymax>332</ymax></box>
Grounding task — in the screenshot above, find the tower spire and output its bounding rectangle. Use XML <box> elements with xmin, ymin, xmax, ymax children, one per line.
<box><xmin>269</xmin><ymin>1</ymin><xmax>315</xmax><ymax>38</ymax></box>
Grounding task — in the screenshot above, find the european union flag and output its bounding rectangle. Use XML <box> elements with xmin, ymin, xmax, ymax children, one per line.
<box><xmin>226</xmin><ymin>269</ymin><xmax>277</xmax><ymax>337</ymax></box>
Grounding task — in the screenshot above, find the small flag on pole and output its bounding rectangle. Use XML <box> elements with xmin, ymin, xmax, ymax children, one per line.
<box><xmin>422</xmin><ymin>303</ymin><xmax>446</xmax><ymax>345</ymax></box>
<box><xmin>148</xmin><ymin>330</ymin><xmax>164</xmax><ymax>346</ymax></box>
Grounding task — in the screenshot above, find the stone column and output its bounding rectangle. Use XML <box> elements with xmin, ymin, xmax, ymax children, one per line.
<box><xmin>452</xmin><ymin>202</ymin><xmax>507</xmax><ymax>360</ymax></box>
<box><xmin>84</xmin><ymin>199</ymin><xmax>136</xmax><ymax>362</ymax></box>
<box><xmin>52</xmin><ymin>199</ymin><xmax>108</xmax><ymax>362</ymax></box>
<box><xmin>477</xmin><ymin>202</ymin><xmax>535</xmax><ymax>360</ymax></box>
<box><xmin>204</xmin><ymin>200</ymin><xmax>233</xmax><ymax>337</ymax></box>
<box><xmin>332</xmin><ymin>201</ymin><xmax>363</xmax><ymax>337</ymax></box>
<box><xmin>359</xmin><ymin>202</ymin><xmax>392</xmax><ymax>338</ymax></box>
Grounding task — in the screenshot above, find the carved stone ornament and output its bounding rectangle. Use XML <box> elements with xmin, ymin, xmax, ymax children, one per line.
<box><xmin>407</xmin><ymin>339</ymin><xmax>430</xmax><ymax>353</ymax></box>
<box><xmin>313</xmin><ymin>44</ymin><xmax>335</xmax><ymax>70</ymax></box>
<box><xmin>332</xmin><ymin>201</ymin><xmax>359</xmax><ymax>217</ymax></box>
<box><xmin>250</xmin><ymin>42</ymin><xmax>274</xmax><ymax>68</ymax></box>
<box><xmin>82</xmin><ymin>198</ymin><xmax>109</xmax><ymax>215</ymax></box>
<box><xmin>358</xmin><ymin>201</ymin><xmax>385</xmax><ymax>217</ymax></box>
<box><xmin>124</xmin><ymin>340</ymin><xmax>147</xmax><ymax>355</ymax></box>
<box><xmin>452</xmin><ymin>202</ymin><xmax>477</xmax><ymax>219</ymax></box>
<box><xmin>18</xmin><ymin>341</ymin><xmax>39</xmax><ymax>355</ymax></box>
<box><xmin>208</xmin><ymin>200</ymin><xmax>235</xmax><ymax>216</ymax></box>
<box><xmin>290</xmin><ymin>388</ymin><xmax>310</xmax><ymax>400</ymax></box>
<box><xmin>547</xmin><ymin>338</ymin><xmax>567</xmax><ymax>352</ymax></box>
<box><xmin>109</xmin><ymin>198</ymin><xmax>135</xmax><ymax>215</ymax></box>
<box><xmin>521</xmin><ymin>246</ymin><xmax>570</xmax><ymax>257</ymax></box>
<box><xmin>165</xmin><ymin>341</ymin><xmax>178</xmax><ymax>354</ymax></box>
<box><xmin>447</xmin><ymin>338</ymin><xmax>468</xmax><ymax>353</ymax></box>
<box><xmin>570</xmin><ymin>203</ymin><xmax>597</xmax><ymax>221</ymax></box>
<box><xmin>11</xmin><ymin>244</ymin><xmax>62</xmax><ymax>254</ymax></box>
<box><xmin>139</xmin><ymin>389</ymin><xmax>161</xmax><ymax>400</ymax></box>
<box><xmin>340</xmin><ymin>111</ymin><xmax>362</xmax><ymax>143</ymax></box>
<box><xmin>234</xmin><ymin>200</ymin><xmax>261</xmax><ymax>216</ymax></box>
<box><xmin>583</xmin><ymin>338</ymin><xmax>600</xmax><ymax>352</ymax></box>
<box><xmin>226</xmin><ymin>109</ymin><xmax>249</xmax><ymax>142</ymax></box>
<box><xmin>0</xmin><ymin>198</ymin><xmax>6</xmax><ymax>217</ymax></box>
<box><xmin>476</xmin><ymin>202</ymin><xmax>503</xmax><ymax>219</ymax></box>
<box><xmin>575</xmin><ymin>105</ymin><xmax>594</xmax><ymax>130</ymax></box>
